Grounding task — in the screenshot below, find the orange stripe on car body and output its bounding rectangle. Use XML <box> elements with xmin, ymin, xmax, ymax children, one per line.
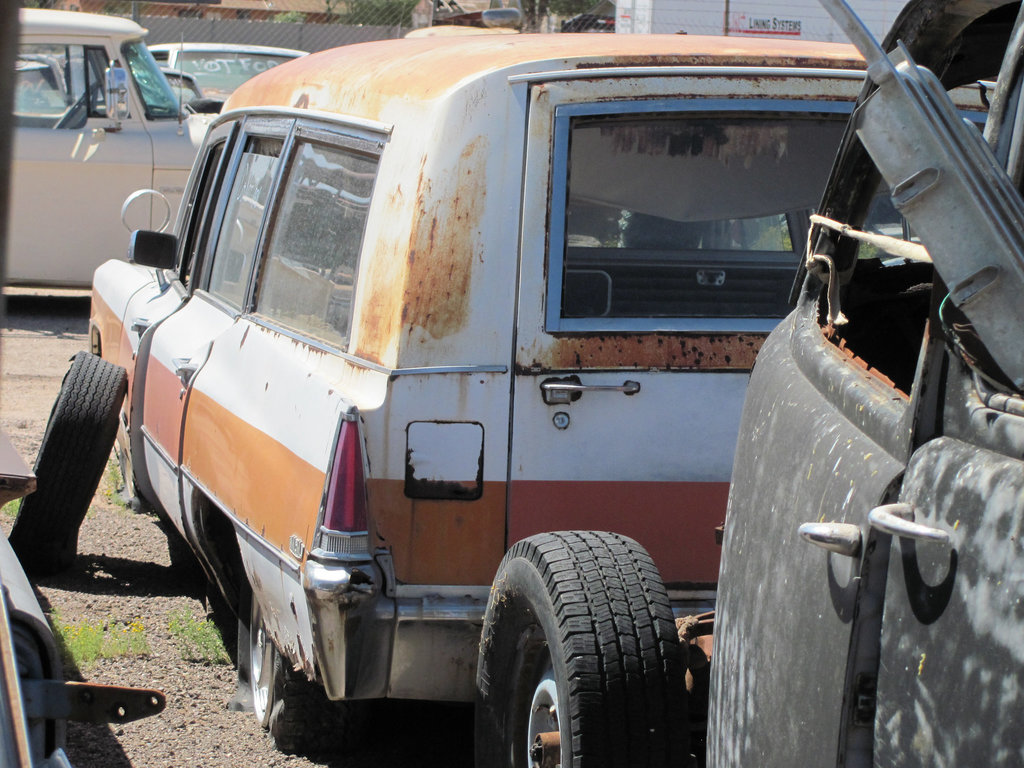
<box><xmin>369</xmin><ymin>478</ymin><xmax>506</xmax><ymax>586</ymax></box>
<box><xmin>509</xmin><ymin>480</ymin><xmax>728</xmax><ymax>584</ymax></box>
<box><xmin>183</xmin><ymin>387</ymin><xmax>324</xmax><ymax>557</ymax></box>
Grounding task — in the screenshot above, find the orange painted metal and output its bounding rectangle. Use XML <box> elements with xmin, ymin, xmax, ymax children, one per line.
<box><xmin>368</xmin><ymin>478</ymin><xmax>507</xmax><ymax>585</ymax></box>
<box><xmin>508</xmin><ymin>479</ymin><xmax>729</xmax><ymax>584</ymax></box>
<box><xmin>142</xmin><ymin>356</ymin><xmax>187</xmax><ymax>462</ymax></box>
<box><xmin>183</xmin><ymin>387</ymin><xmax>325</xmax><ymax>557</ymax></box>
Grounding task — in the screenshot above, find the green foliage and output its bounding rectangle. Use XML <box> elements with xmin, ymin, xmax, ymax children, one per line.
<box><xmin>341</xmin><ymin>0</ymin><xmax>420</xmax><ymax>26</ymax></box>
<box><xmin>2</xmin><ymin>499</ymin><xmax>21</xmax><ymax>519</ymax></box>
<box><xmin>546</xmin><ymin>0</ymin><xmax>594</xmax><ymax>18</ymax></box>
<box><xmin>101</xmin><ymin>456</ymin><xmax>129</xmax><ymax>512</ymax></box>
<box><xmin>274</xmin><ymin>11</ymin><xmax>308</xmax><ymax>23</ymax></box>
<box><xmin>168</xmin><ymin>608</ymin><xmax>231</xmax><ymax>665</ymax></box>
<box><xmin>52</xmin><ymin>613</ymin><xmax>150</xmax><ymax>670</ymax></box>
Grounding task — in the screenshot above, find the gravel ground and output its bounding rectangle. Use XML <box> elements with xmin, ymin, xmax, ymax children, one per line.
<box><xmin>0</xmin><ymin>293</ymin><xmax>474</xmax><ymax>768</ymax></box>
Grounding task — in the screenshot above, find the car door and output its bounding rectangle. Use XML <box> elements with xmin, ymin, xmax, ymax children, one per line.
<box><xmin>868</xmin><ymin>5</ymin><xmax>1024</xmax><ymax>760</ymax></box>
<box><xmin>509</xmin><ymin>73</ymin><xmax>854</xmax><ymax>587</ymax></box>
<box><xmin>10</xmin><ymin>39</ymin><xmax>153</xmax><ymax>287</ymax></box>
<box><xmin>872</xmin><ymin>412</ymin><xmax>1024</xmax><ymax>764</ymax></box>
<box><xmin>140</xmin><ymin>117</ymin><xmax>287</xmax><ymax>533</ymax></box>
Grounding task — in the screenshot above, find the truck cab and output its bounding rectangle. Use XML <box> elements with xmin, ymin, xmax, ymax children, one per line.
<box><xmin>10</xmin><ymin>9</ymin><xmax>207</xmax><ymax>288</ymax></box>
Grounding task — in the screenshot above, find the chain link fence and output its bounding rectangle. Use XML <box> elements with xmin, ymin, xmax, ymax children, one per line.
<box><xmin>41</xmin><ymin>0</ymin><xmax>617</xmax><ymax>52</ymax></box>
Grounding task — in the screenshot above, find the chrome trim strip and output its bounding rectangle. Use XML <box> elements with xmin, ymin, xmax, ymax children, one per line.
<box><xmin>180</xmin><ymin>466</ymin><xmax>301</xmax><ymax>576</ymax></box>
<box><xmin>508</xmin><ymin>65</ymin><xmax>867</xmax><ymax>85</ymax></box>
<box><xmin>212</xmin><ymin>105</ymin><xmax>392</xmax><ymax>139</ymax></box>
<box><xmin>393</xmin><ymin>584</ymin><xmax>491</xmax><ymax>600</ymax></box>
<box><xmin>389</xmin><ymin>364</ymin><xmax>508</xmax><ymax>375</ymax></box>
<box><xmin>140</xmin><ymin>425</ymin><xmax>178</xmax><ymax>475</ymax></box>
<box><xmin>241</xmin><ymin>316</ymin><xmax>508</xmax><ymax>376</ymax></box>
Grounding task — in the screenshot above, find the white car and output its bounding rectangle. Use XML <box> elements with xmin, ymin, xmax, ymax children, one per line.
<box><xmin>10</xmin><ymin>9</ymin><xmax>209</xmax><ymax>287</ymax></box>
<box><xmin>148</xmin><ymin>43</ymin><xmax>307</xmax><ymax>101</ymax></box>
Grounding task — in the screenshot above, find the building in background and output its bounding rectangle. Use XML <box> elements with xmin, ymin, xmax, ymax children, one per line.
<box><xmin>616</xmin><ymin>0</ymin><xmax>906</xmax><ymax>39</ymax></box>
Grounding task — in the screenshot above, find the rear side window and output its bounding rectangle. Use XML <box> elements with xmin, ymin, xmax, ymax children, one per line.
<box><xmin>547</xmin><ymin>104</ymin><xmax>849</xmax><ymax>332</ymax></box>
<box><xmin>255</xmin><ymin>139</ymin><xmax>377</xmax><ymax>349</ymax></box>
<box><xmin>208</xmin><ymin>136</ymin><xmax>283</xmax><ymax>308</ymax></box>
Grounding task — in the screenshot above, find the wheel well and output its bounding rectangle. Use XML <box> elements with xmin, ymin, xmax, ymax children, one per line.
<box><xmin>190</xmin><ymin>490</ymin><xmax>246</xmax><ymax>618</ymax></box>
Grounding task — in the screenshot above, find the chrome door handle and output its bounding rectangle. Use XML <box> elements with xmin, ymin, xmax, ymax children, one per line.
<box><xmin>797</xmin><ymin>522</ymin><xmax>862</xmax><ymax>557</ymax></box>
<box><xmin>172</xmin><ymin>357</ymin><xmax>199</xmax><ymax>390</ymax></box>
<box><xmin>868</xmin><ymin>503</ymin><xmax>951</xmax><ymax>545</ymax></box>
<box><xmin>130</xmin><ymin>317</ymin><xmax>151</xmax><ymax>336</ymax></box>
<box><xmin>540</xmin><ymin>380</ymin><xmax>640</xmax><ymax>405</ymax></box>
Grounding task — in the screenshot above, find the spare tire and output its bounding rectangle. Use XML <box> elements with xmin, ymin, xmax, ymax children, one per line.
<box><xmin>9</xmin><ymin>352</ymin><xmax>127</xmax><ymax>576</ymax></box>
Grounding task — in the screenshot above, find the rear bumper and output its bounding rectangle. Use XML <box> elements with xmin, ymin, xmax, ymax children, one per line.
<box><xmin>302</xmin><ymin>556</ymin><xmax>487</xmax><ymax>702</ymax></box>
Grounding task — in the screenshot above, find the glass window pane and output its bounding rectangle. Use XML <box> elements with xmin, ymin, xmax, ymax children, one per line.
<box><xmin>256</xmin><ymin>141</ymin><xmax>377</xmax><ymax>348</ymax></box>
<box><xmin>181</xmin><ymin>141</ymin><xmax>227</xmax><ymax>288</ymax></box>
<box><xmin>15</xmin><ymin>44</ymin><xmax>85</xmax><ymax>128</ymax></box>
<box><xmin>121</xmin><ymin>40</ymin><xmax>179</xmax><ymax>119</ymax></box>
<box><xmin>558</xmin><ymin>113</ymin><xmax>846</xmax><ymax>321</ymax></box>
<box><xmin>85</xmin><ymin>47</ymin><xmax>109</xmax><ymax>118</ymax></box>
<box><xmin>179</xmin><ymin>51</ymin><xmax>296</xmax><ymax>99</ymax></box>
<box><xmin>208</xmin><ymin>136</ymin><xmax>282</xmax><ymax>308</ymax></box>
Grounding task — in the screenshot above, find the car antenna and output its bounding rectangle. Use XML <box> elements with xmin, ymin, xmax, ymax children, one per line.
<box><xmin>176</xmin><ymin>33</ymin><xmax>185</xmax><ymax>130</ymax></box>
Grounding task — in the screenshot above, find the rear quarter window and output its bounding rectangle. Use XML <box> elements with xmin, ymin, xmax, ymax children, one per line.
<box><xmin>254</xmin><ymin>137</ymin><xmax>378</xmax><ymax>349</ymax></box>
<box><xmin>547</xmin><ymin>103</ymin><xmax>850</xmax><ymax>332</ymax></box>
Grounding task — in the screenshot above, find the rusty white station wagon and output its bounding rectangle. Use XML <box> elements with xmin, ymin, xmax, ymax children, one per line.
<box><xmin>58</xmin><ymin>33</ymin><xmax>865</xmax><ymax>764</ymax></box>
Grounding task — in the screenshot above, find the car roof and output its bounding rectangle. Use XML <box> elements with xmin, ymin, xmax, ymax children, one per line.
<box><xmin>19</xmin><ymin>8</ymin><xmax>146</xmax><ymax>39</ymax></box>
<box><xmin>223</xmin><ymin>33</ymin><xmax>864</xmax><ymax>120</ymax></box>
<box><xmin>148</xmin><ymin>42</ymin><xmax>308</xmax><ymax>57</ymax></box>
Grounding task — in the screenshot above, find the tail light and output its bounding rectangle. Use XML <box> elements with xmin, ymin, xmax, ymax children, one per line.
<box><xmin>313</xmin><ymin>414</ymin><xmax>369</xmax><ymax>559</ymax></box>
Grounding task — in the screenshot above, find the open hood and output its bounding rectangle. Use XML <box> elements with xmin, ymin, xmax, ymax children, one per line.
<box><xmin>814</xmin><ymin>0</ymin><xmax>1024</xmax><ymax>389</ymax></box>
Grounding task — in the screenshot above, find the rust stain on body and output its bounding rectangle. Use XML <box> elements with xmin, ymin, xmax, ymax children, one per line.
<box><xmin>224</xmin><ymin>35</ymin><xmax>863</xmax><ymax>120</ymax></box>
<box><xmin>520</xmin><ymin>332</ymin><xmax>767</xmax><ymax>372</ymax></box>
<box><xmin>354</xmin><ymin>138</ymin><xmax>486</xmax><ymax>365</ymax></box>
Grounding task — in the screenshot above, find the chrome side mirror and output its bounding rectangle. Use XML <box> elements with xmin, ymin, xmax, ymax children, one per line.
<box><xmin>105</xmin><ymin>60</ymin><xmax>130</xmax><ymax>129</ymax></box>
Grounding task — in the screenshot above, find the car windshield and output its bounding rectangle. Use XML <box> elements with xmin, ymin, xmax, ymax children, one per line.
<box><xmin>122</xmin><ymin>40</ymin><xmax>180</xmax><ymax>119</ymax></box>
<box><xmin>177</xmin><ymin>51</ymin><xmax>297</xmax><ymax>98</ymax></box>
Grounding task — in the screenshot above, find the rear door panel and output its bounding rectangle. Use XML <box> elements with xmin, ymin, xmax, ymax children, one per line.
<box><xmin>510</xmin><ymin>75</ymin><xmax>856</xmax><ymax>586</ymax></box>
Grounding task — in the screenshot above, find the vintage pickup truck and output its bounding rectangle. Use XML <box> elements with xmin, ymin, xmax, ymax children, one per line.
<box><xmin>9</xmin><ymin>9</ymin><xmax>207</xmax><ymax>287</ymax></box>
<box><xmin>14</xmin><ymin>32</ymin><xmax>871</xmax><ymax>765</ymax></box>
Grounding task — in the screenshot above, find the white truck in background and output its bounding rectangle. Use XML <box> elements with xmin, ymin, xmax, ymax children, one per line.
<box><xmin>617</xmin><ymin>0</ymin><xmax>905</xmax><ymax>40</ymax></box>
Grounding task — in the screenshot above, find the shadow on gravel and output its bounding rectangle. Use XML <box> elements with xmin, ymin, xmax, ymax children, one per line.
<box><xmin>323</xmin><ymin>700</ymin><xmax>474</xmax><ymax>768</ymax></box>
<box><xmin>26</xmin><ymin>589</ymin><xmax>142</xmax><ymax>768</ymax></box>
<box><xmin>3</xmin><ymin>294</ymin><xmax>91</xmax><ymax>335</ymax></box>
<box><xmin>34</xmin><ymin>554</ymin><xmax>207</xmax><ymax>600</ymax></box>
<box><xmin>65</xmin><ymin>722</ymin><xmax>134</xmax><ymax>768</ymax></box>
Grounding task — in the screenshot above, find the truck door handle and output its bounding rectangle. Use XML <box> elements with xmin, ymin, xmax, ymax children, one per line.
<box><xmin>130</xmin><ymin>317</ymin><xmax>151</xmax><ymax>336</ymax></box>
<box><xmin>540</xmin><ymin>379</ymin><xmax>640</xmax><ymax>405</ymax></box>
<box><xmin>797</xmin><ymin>522</ymin><xmax>862</xmax><ymax>557</ymax></box>
<box><xmin>868</xmin><ymin>503</ymin><xmax>951</xmax><ymax>545</ymax></box>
